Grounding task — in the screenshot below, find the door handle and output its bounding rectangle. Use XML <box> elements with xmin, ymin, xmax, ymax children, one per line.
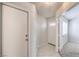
<box><xmin>25</xmin><ymin>34</ymin><xmax>28</xmax><ymax>41</ymax></box>
<box><xmin>25</xmin><ymin>39</ymin><xmax>28</xmax><ymax>41</ymax></box>
<box><xmin>25</xmin><ymin>34</ymin><xmax>28</xmax><ymax>37</ymax></box>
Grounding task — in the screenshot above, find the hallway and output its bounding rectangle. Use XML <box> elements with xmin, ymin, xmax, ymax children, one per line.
<box><xmin>0</xmin><ymin>2</ymin><xmax>77</xmax><ymax>57</ymax></box>
<box><xmin>37</xmin><ymin>44</ymin><xmax>60</xmax><ymax>57</ymax></box>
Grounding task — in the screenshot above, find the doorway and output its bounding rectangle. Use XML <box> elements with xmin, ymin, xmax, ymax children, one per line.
<box><xmin>58</xmin><ymin>4</ymin><xmax>79</xmax><ymax>57</ymax></box>
<box><xmin>37</xmin><ymin>16</ymin><xmax>60</xmax><ymax>57</ymax></box>
<box><xmin>2</xmin><ymin>4</ymin><xmax>29</xmax><ymax>57</ymax></box>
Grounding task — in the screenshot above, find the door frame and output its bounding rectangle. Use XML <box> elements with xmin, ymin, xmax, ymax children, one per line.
<box><xmin>56</xmin><ymin>15</ymin><xmax>59</xmax><ymax>52</ymax></box>
<box><xmin>56</xmin><ymin>3</ymin><xmax>77</xmax><ymax>53</ymax></box>
<box><xmin>2</xmin><ymin>3</ymin><xmax>30</xmax><ymax>57</ymax></box>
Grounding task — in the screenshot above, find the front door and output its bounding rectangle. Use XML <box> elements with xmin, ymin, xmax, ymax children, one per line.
<box><xmin>2</xmin><ymin>5</ymin><xmax>28</xmax><ymax>57</ymax></box>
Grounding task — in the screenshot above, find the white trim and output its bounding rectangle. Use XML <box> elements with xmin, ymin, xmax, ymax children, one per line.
<box><xmin>2</xmin><ymin>3</ymin><xmax>33</xmax><ymax>57</ymax></box>
<box><xmin>56</xmin><ymin>16</ymin><xmax>59</xmax><ymax>52</ymax></box>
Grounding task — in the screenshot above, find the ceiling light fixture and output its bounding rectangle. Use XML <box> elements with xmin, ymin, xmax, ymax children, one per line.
<box><xmin>49</xmin><ymin>22</ymin><xmax>56</xmax><ymax>26</ymax></box>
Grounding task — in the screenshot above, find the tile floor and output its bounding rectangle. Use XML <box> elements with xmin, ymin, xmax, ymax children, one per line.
<box><xmin>61</xmin><ymin>42</ymin><xmax>79</xmax><ymax>57</ymax></box>
<box><xmin>37</xmin><ymin>44</ymin><xmax>60</xmax><ymax>57</ymax></box>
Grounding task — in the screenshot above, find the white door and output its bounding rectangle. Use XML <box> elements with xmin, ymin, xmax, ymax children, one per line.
<box><xmin>2</xmin><ymin>5</ymin><xmax>28</xmax><ymax>57</ymax></box>
<box><xmin>48</xmin><ymin>18</ymin><xmax>56</xmax><ymax>45</ymax></box>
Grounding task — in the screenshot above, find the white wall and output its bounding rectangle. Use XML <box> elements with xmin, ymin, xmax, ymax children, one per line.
<box><xmin>47</xmin><ymin>17</ymin><xmax>56</xmax><ymax>45</ymax></box>
<box><xmin>69</xmin><ymin>17</ymin><xmax>79</xmax><ymax>43</ymax></box>
<box><xmin>59</xmin><ymin>16</ymin><xmax>68</xmax><ymax>51</ymax></box>
<box><xmin>37</xmin><ymin>16</ymin><xmax>47</xmax><ymax>48</ymax></box>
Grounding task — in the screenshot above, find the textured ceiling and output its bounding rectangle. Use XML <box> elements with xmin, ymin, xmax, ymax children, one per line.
<box><xmin>34</xmin><ymin>2</ymin><xmax>63</xmax><ymax>18</ymax></box>
<box><xmin>9</xmin><ymin>2</ymin><xmax>76</xmax><ymax>18</ymax></box>
<box><xmin>33</xmin><ymin>2</ymin><xmax>77</xmax><ymax>18</ymax></box>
